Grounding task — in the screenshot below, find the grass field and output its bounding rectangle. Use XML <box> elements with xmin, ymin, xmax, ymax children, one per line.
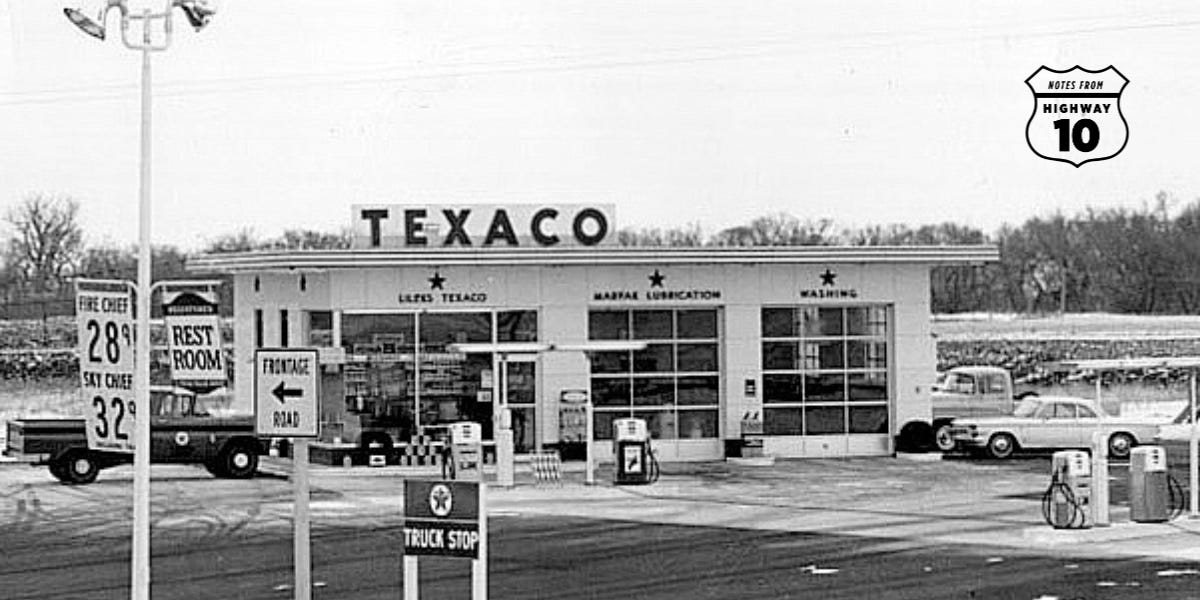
<box><xmin>932</xmin><ymin>313</ymin><xmax>1200</xmax><ymax>340</ymax></box>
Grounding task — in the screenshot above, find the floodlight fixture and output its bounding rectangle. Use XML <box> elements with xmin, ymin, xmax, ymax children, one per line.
<box><xmin>62</xmin><ymin>2</ymin><xmax>120</xmax><ymax>40</ymax></box>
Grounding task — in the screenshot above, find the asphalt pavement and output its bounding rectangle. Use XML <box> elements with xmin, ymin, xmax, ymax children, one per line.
<box><xmin>8</xmin><ymin>452</ymin><xmax>1200</xmax><ymax>598</ymax></box>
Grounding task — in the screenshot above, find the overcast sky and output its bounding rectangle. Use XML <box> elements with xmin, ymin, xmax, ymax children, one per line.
<box><xmin>3</xmin><ymin>0</ymin><xmax>1200</xmax><ymax>250</ymax></box>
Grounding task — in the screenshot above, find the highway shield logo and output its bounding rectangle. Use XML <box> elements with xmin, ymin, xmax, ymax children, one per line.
<box><xmin>1025</xmin><ymin>66</ymin><xmax>1128</xmax><ymax>167</ymax></box>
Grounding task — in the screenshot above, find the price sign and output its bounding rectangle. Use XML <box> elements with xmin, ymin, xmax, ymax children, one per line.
<box><xmin>77</xmin><ymin>288</ymin><xmax>136</xmax><ymax>453</ymax></box>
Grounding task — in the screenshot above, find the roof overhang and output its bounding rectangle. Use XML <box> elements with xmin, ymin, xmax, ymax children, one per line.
<box><xmin>187</xmin><ymin>245</ymin><xmax>1000</xmax><ymax>273</ymax></box>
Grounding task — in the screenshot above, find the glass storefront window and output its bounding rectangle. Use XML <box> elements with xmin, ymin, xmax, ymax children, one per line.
<box><xmin>498</xmin><ymin>311</ymin><xmax>538</xmax><ymax>342</ymax></box>
<box><xmin>338</xmin><ymin>310</ymin><xmax>541</xmax><ymax>445</ymax></box>
<box><xmin>590</xmin><ymin>351</ymin><xmax>630</xmax><ymax>374</ymax></box>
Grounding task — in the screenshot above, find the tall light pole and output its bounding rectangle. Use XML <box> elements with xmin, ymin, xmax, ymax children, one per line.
<box><xmin>62</xmin><ymin>2</ymin><xmax>215</xmax><ymax>599</ymax></box>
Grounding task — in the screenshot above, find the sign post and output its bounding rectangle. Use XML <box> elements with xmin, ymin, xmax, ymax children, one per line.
<box><xmin>255</xmin><ymin>348</ymin><xmax>319</xmax><ymax>600</ymax></box>
<box><xmin>403</xmin><ymin>479</ymin><xmax>487</xmax><ymax>599</ymax></box>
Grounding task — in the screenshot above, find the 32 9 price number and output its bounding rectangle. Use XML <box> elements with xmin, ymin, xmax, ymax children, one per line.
<box><xmin>85</xmin><ymin>318</ymin><xmax>133</xmax><ymax>365</ymax></box>
<box><xmin>91</xmin><ymin>395</ymin><xmax>134</xmax><ymax>441</ymax></box>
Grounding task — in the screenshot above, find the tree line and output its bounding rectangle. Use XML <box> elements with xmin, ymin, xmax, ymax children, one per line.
<box><xmin>6</xmin><ymin>191</ymin><xmax>1199</xmax><ymax>316</ymax></box>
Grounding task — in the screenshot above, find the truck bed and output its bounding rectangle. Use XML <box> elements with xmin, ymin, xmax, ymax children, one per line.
<box><xmin>6</xmin><ymin>418</ymin><xmax>86</xmax><ymax>461</ymax></box>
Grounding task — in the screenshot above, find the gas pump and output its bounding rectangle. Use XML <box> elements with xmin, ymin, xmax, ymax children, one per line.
<box><xmin>613</xmin><ymin>418</ymin><xmax>659</xmax><ymax>485</ymax></box>
<box><xmin>1130</xmin><ymin>446</ymin><xmax>1170</xmax><ymax>523</ymax></box>
<box><xmin>1042</xmin><ymin>450</ymin><xmax>1091</xmax><ymax>529</ymax></box>
<box><xmin>448</xmin><ymin>422</ymin><xmax>483</xmax><ymax>482</ymax></box>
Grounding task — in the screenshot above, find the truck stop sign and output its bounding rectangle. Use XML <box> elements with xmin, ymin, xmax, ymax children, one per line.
<box><xmin>254</xmin><ymin>348</ymin><xmax>319</xmax><ymax>438</ymax></box>
<box><xmin>403</xmin><ymin>480</ymin><xmax>481</xmax><ymax>559</ymax></box>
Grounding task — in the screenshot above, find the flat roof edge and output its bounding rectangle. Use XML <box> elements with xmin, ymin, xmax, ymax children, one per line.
<box><xmin>186</xmin><ymin>245</ymin><xmax>1000</xmax><ymax>273</ymax></box>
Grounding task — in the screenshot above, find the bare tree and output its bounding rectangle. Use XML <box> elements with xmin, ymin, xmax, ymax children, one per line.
<box><xmin>5</xmin><ymin>193</ymin><xmax>83</xmax><ymax>295</ymax></box>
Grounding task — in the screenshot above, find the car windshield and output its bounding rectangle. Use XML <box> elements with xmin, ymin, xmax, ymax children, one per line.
<box><xmin>1013</xmin><ymin>398</ymin><xmax>1040</xmax><ymax>417</ymax></box>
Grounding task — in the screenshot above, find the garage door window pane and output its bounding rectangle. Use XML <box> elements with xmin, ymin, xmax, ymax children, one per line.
<box><xmin>804</xmin><ymin>374</ymin><xmax>845</xmax><ymax>402</ymax></box>
<box><xmin>762</xmin><ymin>308</ymin><xmax>795</xmax><ymax>337</ymax></box>
<box><xmin>591</xmin><ymin>378</ymin><xmax>631</xmax><ymax>407</ymax></box>
<box><xmin>763</xmin><ymin>342</ymin><xmax>798</xmax><ymax>370</ymax></box>
<box><xmin>590</xmin><ymin>351</ymin><xmax>630</xmax><ymax>374</ymax></box>
<box><xmin>805</xmin><ymin>406</ymin><xmax>846</xmax><ymax>435</ymax></box>
<box><xmin>848</xmin><ymin>372</ymin><xmax>888</xmax><ymax>401</ymax></box>
<box><xmin>764</xmin><ymin>374</ymin><xmax>802</xmax><ymax>404</ymax></box>
<box><xmin>678</xmin><ymin>376</ymin><xmax>719</xmax><ymax>405</ymax></box>
<box><xmin>633</xmin><ymin>410</ymin><xmax>677</xmax><ymax>440</ymax></box>
<box><xmin>679</xmin><ymin>410</ymin><xmax>718</xmax><ymax>438</ymax></box>
<box><xmin>633</xmin><ymin>377</ymin><xmax>675</xmax><ymax>406</ymax></box>
<box><xmin>764</xmin><ymin>407</ymin><xmax>802</xmax><ymax>435</ymax></box>
<box><xmin>802</xmin><ymin>341</ymin><xmax>844</xmax><ymax>370</ymax></box>
<box><xmin>678</xmin><ymin>310</ymin><xmax>717</xmax><ymax>339</ymax></box>
<box><xmin>633</xmin><ymin>310</ymin><xmax>674</xmax><ymax>339</ymax></box>
<box><xmin>848</xmin><ymin>341</ymin><xmax>887</xmax><ymax>369</ymax></box>
<box><xmin>850</xmin><ymin>406</ymin><xmax>888</xmax><ymax>434</ymax></box>
<box><xmin>589</xmin><ymin>311</ymin><xmax>629</xmax><ymax>340</ymax></box>
<box><xmin>678</xmin><ymin>343</ymin><xmax>717</xmax><ymax>372</ymax></box>
<box><xmin>634</xmin><ymin>344</ymin><xmax>675</xmax><ymax>373</ymax></box>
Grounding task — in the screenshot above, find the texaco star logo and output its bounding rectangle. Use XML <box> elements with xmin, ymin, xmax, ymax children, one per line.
<box><xmin>429</xmin><ymin>483</ymin><xmax>453</xmax><ymax>517</ymax></box>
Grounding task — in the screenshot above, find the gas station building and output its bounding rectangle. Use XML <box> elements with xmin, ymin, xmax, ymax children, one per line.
<box><xmin>189</xmin><ymin>204</ymin><xmax>997</xmax><ymax>463</ymax></box>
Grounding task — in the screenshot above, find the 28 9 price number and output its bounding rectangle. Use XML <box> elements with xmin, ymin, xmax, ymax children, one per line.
<box><xmin>84</xmin><ymin>318</ymin><xmax>133</xmax><ymax>365</ymax></box>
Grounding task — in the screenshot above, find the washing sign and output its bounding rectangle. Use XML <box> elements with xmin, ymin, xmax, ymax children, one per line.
<box><xmin>254</xmin><ymin>348</ymin><xmax>318</xmax><ymax>438</ymax></box>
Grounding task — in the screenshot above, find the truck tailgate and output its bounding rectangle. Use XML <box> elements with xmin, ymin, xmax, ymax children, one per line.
<box><xmin>5</xmin><ymin>418</ymin><xmax>85</xmax><ymax>458</ymax></box>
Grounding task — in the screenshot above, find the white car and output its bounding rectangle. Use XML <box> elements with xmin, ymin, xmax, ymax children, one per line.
<box><xmin>948</xmin><ymin>396</ymin><xmax>1163</xmax><ymax>459</ymax></box>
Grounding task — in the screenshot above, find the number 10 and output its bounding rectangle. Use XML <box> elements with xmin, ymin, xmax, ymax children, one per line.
<box><xmin>1053</xmin><ymin>118</ymin><xmax>1099</xmax><ymax>152</ymax></box>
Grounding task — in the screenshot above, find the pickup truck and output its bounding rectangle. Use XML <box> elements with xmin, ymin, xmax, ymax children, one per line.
<box><xmin>4</xmin><ymin>386</ymin><xmax>268</xmax><ymax>484</ymax></box>
<box><xmin>929</xmin><ymin>365</ymin><xmax>1037</xmax><ymax>452</ymax></box>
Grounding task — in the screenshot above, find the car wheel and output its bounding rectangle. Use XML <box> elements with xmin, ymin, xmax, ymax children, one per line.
<box><xmin>61</xmin><ymin>450</ymin><xmax>100</xmax><ymax>484</ymax></box>
<box><xmin>204</xmin><ymin>459</ymin><xmax>228</xmax><ymax>478</ymax></box>
<box><xmin>986</xmin><ymin>433</ymin><xmax>1018</xmax><ymax>459</ymax></box>
<box><xmin>1108</xmin><ymin>432</ymin><xmax>1136</xmax><ymax>460</ymax></box>
<box><xmin>49</xmin><ymin>458</ymin><xmax>70</xmax><ymax>483</ymax></box>
<box><xmin>934</xmin><ymin>422</ymin><xmax>958</xmax><ymax>453</ymax></box>
<box><xmin>219</xmin><ymin>442</ymin><xmax>259</xmax><ymax>479</ymax></box>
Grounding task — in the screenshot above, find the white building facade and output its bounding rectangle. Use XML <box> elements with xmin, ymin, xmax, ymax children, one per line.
<box><xmin>190</xmin><ymin>205</ymin><xmax>997</xmax><ymax>462</ymax></box>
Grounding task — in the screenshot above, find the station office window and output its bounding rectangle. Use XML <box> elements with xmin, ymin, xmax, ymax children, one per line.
<box><xmin>761</xmin><ymin>306</ymin><xmax>889</xmax><ymax>436</ymax></box>
<box><xmin>588</xmin><ymin>308</ymin><xmax>720</xmax><ymax>441</ymax></box>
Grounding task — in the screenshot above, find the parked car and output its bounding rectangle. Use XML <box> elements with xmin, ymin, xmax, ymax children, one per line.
<box><xmin>948</xmin><ymin>396</ymin><xmax>1162</xmax><ymax>460</ymax></box>
<box><xmin>927</xmin><ymin>366</ymin><xmax>1037</xmax><ymax>452</ymax></box>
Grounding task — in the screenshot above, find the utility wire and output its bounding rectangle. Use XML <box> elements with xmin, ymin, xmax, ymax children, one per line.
<box><xmin>3</xmin><ymin>14</ymin><xmax>1200</xmax><ymax>107</ymax></box>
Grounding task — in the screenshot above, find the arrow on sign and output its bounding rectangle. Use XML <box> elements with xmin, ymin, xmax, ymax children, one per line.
<box><xmin>272</xmin><ymin>381</ymin><xmax>303</xmax><ymax>404</ymax></box>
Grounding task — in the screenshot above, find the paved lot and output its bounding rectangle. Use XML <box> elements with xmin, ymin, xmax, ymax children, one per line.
<box><xmin>5</xmin><ymin>454</ymin><xmax>1200</xmax><ymax>598</ymax></box>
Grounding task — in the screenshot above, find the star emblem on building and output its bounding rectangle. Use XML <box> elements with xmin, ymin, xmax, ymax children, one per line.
<box><xmin>820</xmin><ymin>269</ymin><xmax>837</xmax><ymax>287</ymax></box>
<box><xmin>429</xmin><ymin>271</ymin><xmax>446</xmax><ymax>290</ymax></box>
<box><xmin>429</xmin><ymin>484</ymin><xmax>453</xmax><ymax>517</ymax></box>
<box><xmin>648</xmin><ymin>269</ymin><xmax>666</xmax><ymax>288</ymax></box>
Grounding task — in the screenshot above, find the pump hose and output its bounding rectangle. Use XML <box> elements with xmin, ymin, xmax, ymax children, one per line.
<box><xmin>647</xmin><ymin>446</ymin><xmax>661</xmax><ymax>484</ymax></box>
<box><xmin>1040</xmin><ymin>476</ymin><xmax>1088</xmax><ymax>529</ymax></box>
<box><xmin>1168</xmin><ymin>473</ymin><xmax>1187</xmax><ymax>520</ymax></box>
